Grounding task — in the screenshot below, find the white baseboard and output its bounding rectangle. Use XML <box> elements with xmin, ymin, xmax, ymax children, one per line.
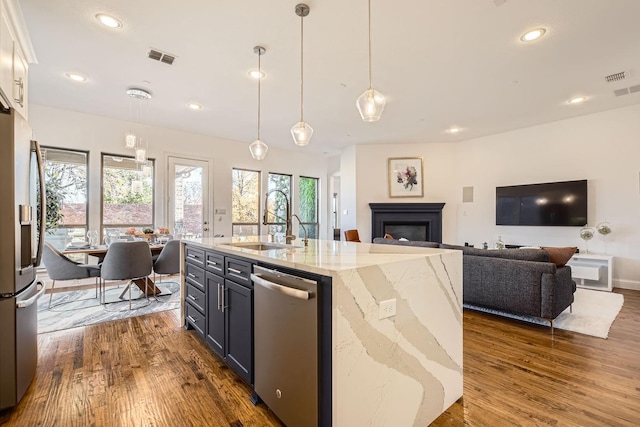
<box><xmin>613</xmin><ymin>279</ymin><xmax>640</xmax><ymax>291</ymax></box>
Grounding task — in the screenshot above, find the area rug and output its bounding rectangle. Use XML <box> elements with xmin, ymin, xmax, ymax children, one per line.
<box><xmin>464</xmin><ymin>288</ymin><xmax>624</xmax><ymax>339</ymax></box>
<box><xmin>37</xmin><ymin>280</ymin><xmax>181</xmax><ymax>334</ymax></box>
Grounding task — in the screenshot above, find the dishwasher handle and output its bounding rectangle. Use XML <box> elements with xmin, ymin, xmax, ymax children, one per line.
<box><xmin>251</xmin><ymin>273</ymin><xmax>314</xmax><ymax>300</ymax></box>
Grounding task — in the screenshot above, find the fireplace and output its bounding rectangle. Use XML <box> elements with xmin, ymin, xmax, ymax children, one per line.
<box><xmin>369</xmin><ymin>203</ymin><xmax>445</xmax><ymax>243</ymax></box>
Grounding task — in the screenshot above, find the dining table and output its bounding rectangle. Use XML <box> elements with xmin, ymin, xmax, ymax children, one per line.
<box><xmin>63</xmin><ymin>244</ymin><xmax>168</xmax><ymax>297</ymax></box>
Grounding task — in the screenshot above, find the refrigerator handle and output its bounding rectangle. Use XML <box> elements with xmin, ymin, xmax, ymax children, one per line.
<box><xmin>16</xmin><ymin>280</ymin><xmax>46</xmax><ymax>308</ymax></box>
<box><xmin>32</xmin><ymin>140</ymin><xmax>46</xmax><ymax>267</ymax></box>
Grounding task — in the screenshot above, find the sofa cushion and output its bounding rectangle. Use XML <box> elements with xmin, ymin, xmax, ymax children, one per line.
<box><xmin>440</xmin><ymin>244</ymin><xmax>550</xmax><ymax>262</ymax></box>
<box><xmin>541</xmin><ymin>246</ymin><xmax>577</xmax><ymax>266</ymax></box>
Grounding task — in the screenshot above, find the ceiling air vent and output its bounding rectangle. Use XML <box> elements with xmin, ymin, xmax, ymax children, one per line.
<box><xmin>614</xmin><ymin>88</ymin><xmax>629</xmax><ymax>97</ymax></box>
<box><xmin>630</xmin><ymin>84</ymin><xmax>640</xmax><ymax>94</ymax></box>
<box><xmin>147</xmin><ymin>48</ymin><xmax>176</xmax><ymax>65</ymax></box>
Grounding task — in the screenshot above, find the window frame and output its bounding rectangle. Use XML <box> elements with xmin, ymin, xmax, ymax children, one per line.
<box><xmin>298</xmin><ymin>175</ymin><xmax>319</xmax><ymax>240</ymax></box>
<box><xmin>41</xmin><ymin>146</ymin><xmax>90</xmax><ymax>251</ymax></box>
<box><xmin>100</xmin><ymin>152</ymin><xmax>156</xmax><ymax>239</ymax></box>
<box><xmin>231</xmin><ymin>168</ymin><xmax>262</xmax><ymax>237</ymax></box>
<box><xmin>265</xmin><ymin>172</ymin><xmax>293</xmax><ymax>236</ymax></box>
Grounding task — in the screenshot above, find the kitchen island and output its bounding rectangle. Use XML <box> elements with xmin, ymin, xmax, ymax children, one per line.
<box><xmin>181</xmin><ymin>237</ymin><xmax>462</xmax><ymax>427</ymax></box>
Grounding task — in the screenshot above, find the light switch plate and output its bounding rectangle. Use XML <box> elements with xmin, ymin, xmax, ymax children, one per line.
<box><xmin>379</xmin><ymin>299</ymin><xmax>396</xmax><ymax>319</ymax></box>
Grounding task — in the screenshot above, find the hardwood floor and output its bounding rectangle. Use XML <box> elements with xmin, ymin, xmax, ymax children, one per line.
<box><xmin>1</xmin><ymin>289</ymin><xmax>638</xmax><ymax>426</ymax></box>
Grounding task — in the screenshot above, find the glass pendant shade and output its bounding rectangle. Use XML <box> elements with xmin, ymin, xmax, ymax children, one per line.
<box><xmin>142</xmin><ymin>164</ymin><xmax>153</xmax><ymax>177</ymax></box>
<box><xmin>356</xmin><ymin>88</ymin><xmax>387</xmax><ymax>122</ymax></box>
<box><xmin>131</xmin><ymin>180</ymin><xmax>143</xmax><ymax>194</ymax></box>
<box><xmin>291</xmin><ymin>121</ymin><xmax>313</xmax><ymax>146</ymax></box>
<box><xmin>135</xmin><ymin>147</ymin><xmax>147</xmax><ymax>163</ymax></box>
<box><xmin>124</xmin><ymin>132</ymin><xmax>137</xmax><ymax>149</ymax></box>
<box><xmin>249</xmin><ymin>139</ymin><xmax>268</xmax><ymax>160</ymax></box>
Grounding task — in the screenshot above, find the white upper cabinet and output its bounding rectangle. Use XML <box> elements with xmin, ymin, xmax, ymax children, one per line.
<box><xmin>0</xmin><ymin>12</ymin><xmax>14</xmax><ymax>107</ymax></box>
<box><xmin>0</xmin><ymin>0</ymin><xmax>35</xmax><ymax>118</ymax></box>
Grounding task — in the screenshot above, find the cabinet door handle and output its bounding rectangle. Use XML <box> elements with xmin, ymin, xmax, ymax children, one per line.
<box><xmin>228</xmin><ymin>267</ymin><xmax>242</xmax><ymax>275</ymax></box>
<box><xmin>188</xmin><ymin>253</ymin><xmax>199</xmax><ymax>259</ymax></box>
<box><xmin>221</xmin><ymin>287</ymin><xmax>228</xmax><ymax>313</ymax></box>
<box><xmin>217</xmin><ymin>283</ymin><xmax>221</xmax><ymax>311</ymax></box>
<box><xmin>188</xmin><ymin>294</ymin><xmax>197</xmax><ymax>301</ymax></box>
<box><xmin>207</xmin><ymin>260</ymin><xmax>222</xmax><ymax>271</ymax></box>
<box><xmin>188</xmin><ymin>272</ymin><xmax>196</xmax><ymax>278</ymax></box>
<box><xmin>187</xmin><ymin>315</ymin><xmax>197</xmax><ymax>323</ymax></box>
<box><xmin>14</xmin><ymin>78</ymin><xmax>24</xmax><ymax>107</ymax></box>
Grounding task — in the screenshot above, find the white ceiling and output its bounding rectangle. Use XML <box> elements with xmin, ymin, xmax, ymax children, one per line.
<box><xmin>19</xmin><ymin>0</ymin><xmax>640</xmax><ymax>155</ymax></box>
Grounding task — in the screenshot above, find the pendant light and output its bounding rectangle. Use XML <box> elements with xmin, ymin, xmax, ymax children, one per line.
<box><xmin>249</xmin><ymin>46</ymin><xmax>269</xmax><ymax>160</ymax></box>
<box><xmin>291</xmin><ymin>3</ymin><xmax>313</xmax><ymax>146</ymax></box>
<box><xmin>356</xmin><ymin>0</ymin><xmax>386</xmax><ymax>122</ymax></box>
<box><xmin>125</xmin><ymin>88</ymin><xmax>152</xmax><ymax>158</ymax></box>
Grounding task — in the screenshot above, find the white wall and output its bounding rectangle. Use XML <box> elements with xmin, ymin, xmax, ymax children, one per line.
<box><xmin>29</xmin><ymin>104</ymin><xmax>329</xmax><ymax>240</ymax></box>
<box><xmin>340</xmin><ymin>103</ymin><xmax>640</xmax><ymax>289</ymax></box>
<box><xmin>456</xmin><ymin>104</ymin><xmax>640</xmax><ymax>290</ymax></box>
<box><xmin>343</xmin><ymin>143</ymin><xmax>460</xmax><ymax>244</ymax></box>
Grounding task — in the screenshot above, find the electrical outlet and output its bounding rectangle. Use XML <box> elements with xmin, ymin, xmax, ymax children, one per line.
<box><xmin>379</xmin><ymin>299</ymin><xmax>396</xmax><ymax>319</ymax></box>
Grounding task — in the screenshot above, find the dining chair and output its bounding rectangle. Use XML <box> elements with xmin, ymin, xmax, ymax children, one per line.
<box><xmin>344</xmin><ymin>229</ymin><xmax>361</xmax><ymax>242</ymax></box>
<box><xmin>42</xmin><ymin>243</ymin><xmax>101</xmax><ymax>309</ymax></box>
<box><xmin>100</xmin><ymin>241</ymin><xmax>153</xmax><ymax>309</ymax></box>
<box><xmin>153</xmin><ymin>239</ymin><xmax>180</xmax><ymax>283</ymax></box>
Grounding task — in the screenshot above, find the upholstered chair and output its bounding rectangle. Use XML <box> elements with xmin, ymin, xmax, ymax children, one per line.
<box><xmin>100</xmin><ymin>241</ymin><xmax>152</xmax><ymax>309</ymax></box>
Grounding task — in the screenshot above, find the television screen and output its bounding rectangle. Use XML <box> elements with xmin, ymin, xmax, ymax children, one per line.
<box><xmin>496</xmin><ymin>180</ymin><xmax>587</xmax><ymax>226</ymax></box>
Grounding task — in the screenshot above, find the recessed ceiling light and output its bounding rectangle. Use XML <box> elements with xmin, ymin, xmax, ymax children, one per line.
<box><xmin>248</xmin><ymin>70</ymin><xmax>265</xmax><ymax>79</ymax></box>
<box><xmin>520</xmin><ymin>28</ymin><xmax>546</xmax><ymax>42</ymax></box>
<box><xmin>447</xmin><ymin>126</ymin><xmax>462</xmax><ymax>134</ymax></box>
<box><xmin>568</xmin><ymin>96</ymin><xmax>587</xmax><ymax>105</ymax></box>
<box><xmin>65</xmin><ymin>72</ymin><xmax>87</xmax><ymax>82</ymax></box>
<box><xmin>188</xmin><ymin>103</ymin><xmax>203</xmax><ymax>111</ymax></box>
<box><xmin>96</xmin><ymin>13</ymin><xmax>122</xmax><ymax>29</ymax></box>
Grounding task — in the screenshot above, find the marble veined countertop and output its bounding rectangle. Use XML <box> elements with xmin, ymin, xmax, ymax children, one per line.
<box><xmin>182</xmin><ymin>236</ymin><xmax>455</xmax><ymax>277</ymax></box>
<box><xmin>182</xmin><ymin>236</ymin><xmax>463</xmax><ymax>426</ymax></box>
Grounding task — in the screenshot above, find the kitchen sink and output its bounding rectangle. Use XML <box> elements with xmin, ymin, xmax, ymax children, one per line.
<box><xmin>223</xmin><ymin>242</ymin><xmax>291</xmax><ymax>251</ymax></box>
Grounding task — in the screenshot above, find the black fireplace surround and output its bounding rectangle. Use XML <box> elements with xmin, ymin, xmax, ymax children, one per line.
<box><xmin>369</xmin><ymin>203</ymin><xmax>445</xmax><ymax>243</ymax></box>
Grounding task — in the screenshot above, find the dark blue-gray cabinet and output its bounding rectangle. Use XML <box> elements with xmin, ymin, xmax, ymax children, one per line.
<box><xmin>185</xmin><ymin>244</ymin><xmax>254</xmax><ymax>385</ymax></box>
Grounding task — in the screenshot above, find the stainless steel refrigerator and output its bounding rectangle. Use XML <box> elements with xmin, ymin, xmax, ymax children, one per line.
<box><xmin>0</xmin><ymin>106</ymin><xmax>46</xmax><ymax>410</ymax></box>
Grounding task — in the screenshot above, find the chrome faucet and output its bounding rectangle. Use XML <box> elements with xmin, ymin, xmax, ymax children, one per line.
<box><xmin>262</xmin><ymin>189</ymin><xmax>308</xmax><ymax>246</ymax></box>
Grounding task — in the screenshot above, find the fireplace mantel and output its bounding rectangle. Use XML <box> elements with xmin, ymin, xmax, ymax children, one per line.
<box><xmin>369</xmin><ymin>203</ymin><xmax>445</xmax><ymax>243</ymax></box>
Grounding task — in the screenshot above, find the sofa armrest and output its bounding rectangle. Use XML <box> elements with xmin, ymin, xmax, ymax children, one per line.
<box><xmin>540</xmin><ymin>265</ymin><xmax>575</xmax><ymax>319</ymax></box>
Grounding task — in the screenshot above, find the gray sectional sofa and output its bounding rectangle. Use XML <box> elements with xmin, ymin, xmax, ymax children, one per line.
<box><xmin>372</xmin><ymin>238</ymin><xmax>576</xmax><ymax>325</ymax></box>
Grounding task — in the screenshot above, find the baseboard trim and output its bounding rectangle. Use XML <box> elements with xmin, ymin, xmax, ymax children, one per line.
<box><xmin>614</xmin><ymin>279</ymin><xmax>640</xmax><ymax>291</ymax></box>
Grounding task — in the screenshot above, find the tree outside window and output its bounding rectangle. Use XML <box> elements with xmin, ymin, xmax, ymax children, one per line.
<box><xmin>101</xmin><ymin>154</ymin><xmax>154</xmax><ymax>238</ymax></box>
<box><xmin>266</xmin><ymin>173</ymin><xmax>292</xmax><ymax>239</ymax></box>
<box><xmin>299</xmin><ymin>176</ymin><xmax>319</xmax><ymax>239</ymax></box>
<box><xmin>232</xmin><ymin>168</ymin><xmax>261</xmax><ymax>236</ymax></box>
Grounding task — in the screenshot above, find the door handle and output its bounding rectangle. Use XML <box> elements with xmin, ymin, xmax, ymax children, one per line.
<box><xmin>251</xmin><ymin>273</ymin><xmax>313</xmax><ymax>300</ymax></box>
<box><xmin>17</xmin><ymin>280</ymin><xmax>46</xmax><ymax>308</ymax></box>
<box><xmin>203</xmin><ymin>227</ymin><xmax>209</xmax><ymax>232</ymax></box>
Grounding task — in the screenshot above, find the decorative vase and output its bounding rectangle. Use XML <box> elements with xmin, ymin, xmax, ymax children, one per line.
<box><xmin>596</xmin><ymin>221</ymin><xmax>612</xmax><ymax>253</ymax></box>
<box><xmin>579</xmin><ymin>227</ymin><xmax>595</xmax><ymax>253</ymax></box>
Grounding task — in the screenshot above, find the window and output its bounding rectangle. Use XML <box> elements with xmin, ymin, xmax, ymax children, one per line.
<box><xmin>299</xmin><ymin>176</ymin><xmax>319</xmax><ymax>239</ymax></box>
<box><xmin>266</xmin><ymin>173</ymin><xmax>292</xmax><ymax>238</ymax></box>
<box><xmin>232</xmin><ymin>168</ymin><xmax>261</xmax><ymax>236</ymax></box>
<box><xmin>41</xmin><ymin>147</ymin><xmax>88</xmax><ymax>251</ymax></box>
<box><xmin>101</xmin><ymin>154</ymin><xmax>155</xmax><ymax>237</ymax></box>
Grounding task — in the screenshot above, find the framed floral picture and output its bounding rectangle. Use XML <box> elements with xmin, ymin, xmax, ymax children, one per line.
<box><xmin>388</xmin><ymin>157</ymin><xmax>424</xmax><ymax>198</ymax></box>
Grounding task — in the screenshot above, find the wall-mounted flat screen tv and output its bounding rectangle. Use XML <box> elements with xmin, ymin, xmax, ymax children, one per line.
<box><xmin>496</xmin><ymin>180</ymin><xmax>587</xmax><ymax>226</ymax></box>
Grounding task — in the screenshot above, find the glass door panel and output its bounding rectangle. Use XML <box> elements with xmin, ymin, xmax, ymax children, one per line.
<box><xmin>168</xmin><ymin>156</ymin><xmax>210</xmax><ymax>239</ymax></box>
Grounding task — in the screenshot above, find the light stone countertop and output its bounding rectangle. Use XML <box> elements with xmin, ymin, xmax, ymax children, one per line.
<box><xmin>181</xmin><ymin>236</ymin><xmax>463</xmax><ymax>426</ymax></box>
<box><xmin>181</xmin><ymin>236</ymin><xmax>456</xmax><ymax>277</ymax></box>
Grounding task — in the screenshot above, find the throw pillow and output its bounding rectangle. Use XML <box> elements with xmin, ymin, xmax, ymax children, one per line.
<box><xmin>542</xmin><ymin>246</ymin><xmax>577</xmax><ymax>266</ymax></box>
<box><xmin>384</xmin><ymin>233</ymin><xmax>394</xmax><ymax>239</ymax></box>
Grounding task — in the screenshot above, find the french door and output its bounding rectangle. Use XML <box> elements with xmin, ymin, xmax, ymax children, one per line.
<box><xmin>167</xmin><ymin>156</ymin><xmax>211</xmax><ymax>239</ymax></box>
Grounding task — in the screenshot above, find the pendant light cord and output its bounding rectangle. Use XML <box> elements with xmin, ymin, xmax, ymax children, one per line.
<box><xmin>300</xmin><ymin>13</ymin><xmax>305</xmax><ymax>122</ymax></box>
<box><xmin>368</xmin><ymin>0</ymin><xmax>372</xmax><ymax>90</ymax></box>
<box><xmin>257</xmin><ymin>51</ymin><xmax>261</xmax><ymax>141</ymax></box>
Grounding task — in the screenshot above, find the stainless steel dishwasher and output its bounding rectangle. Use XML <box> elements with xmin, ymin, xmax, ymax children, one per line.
<box><xmin>251</xmin><ymin>265</ymin><xmax>318</xmax><ymax>427</ymax></box>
